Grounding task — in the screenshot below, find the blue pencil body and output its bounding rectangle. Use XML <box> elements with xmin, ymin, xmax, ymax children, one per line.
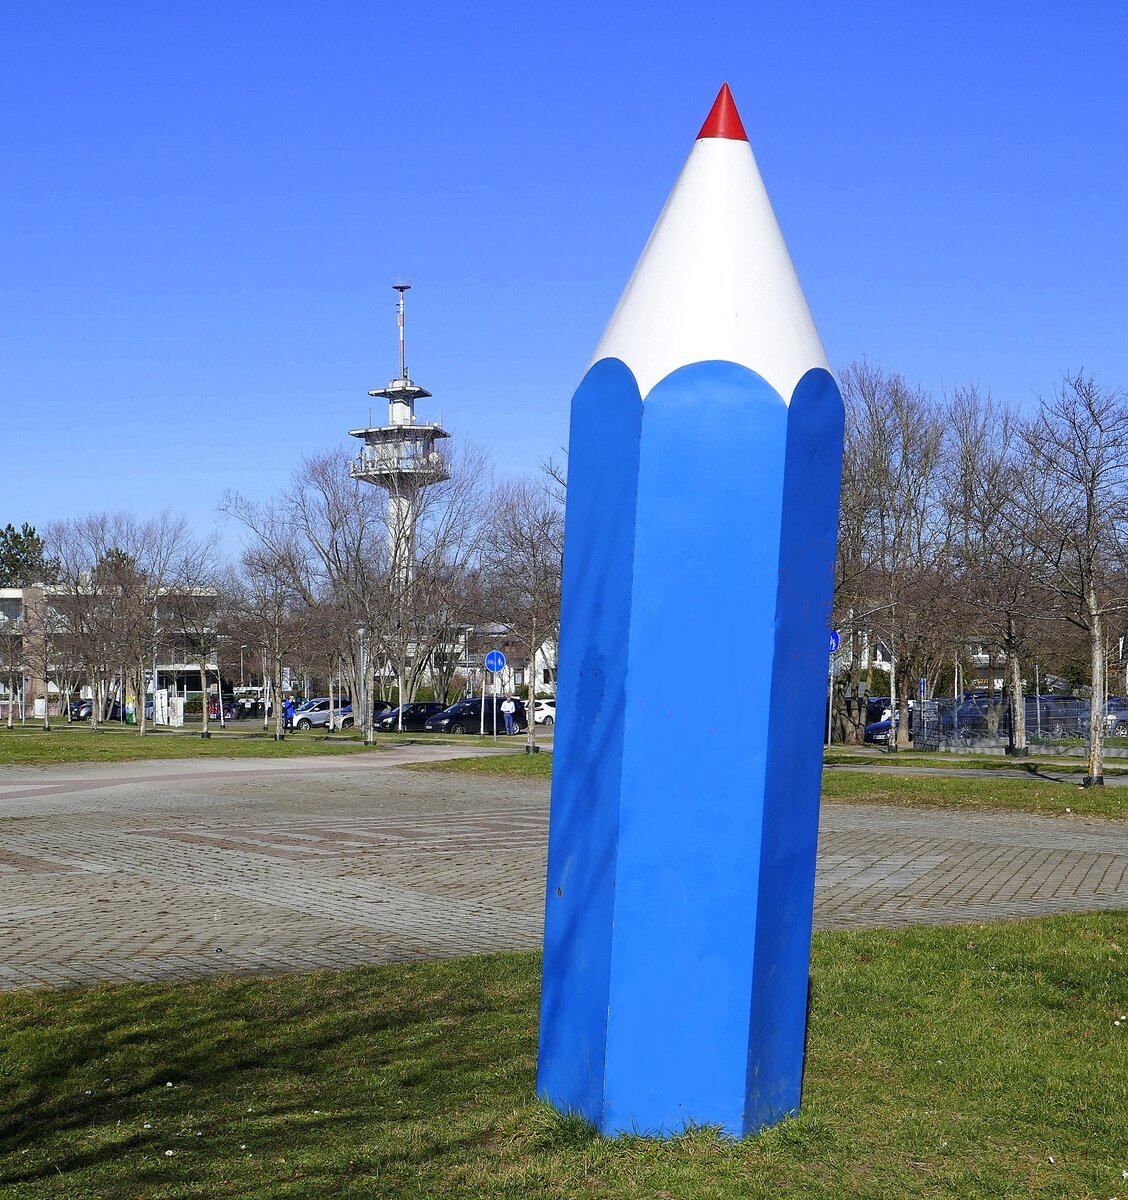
<box><xmin>538</xmin><ymin>359</ymin><xmax>843</xmax><ymax>1137</ymax></box>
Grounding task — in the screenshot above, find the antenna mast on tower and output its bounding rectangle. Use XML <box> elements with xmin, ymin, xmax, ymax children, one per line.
<box><xmin>394</xmin><ymin>282</ymin><xmax>410</xmax><ymax>380</ymax></box>
<box><xmin>348</xmin><ymin>284</ymin><xmax>451</xmax><ymax>584</ymax></box>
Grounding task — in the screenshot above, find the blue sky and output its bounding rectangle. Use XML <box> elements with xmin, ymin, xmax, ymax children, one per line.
<box><xmin>3</xmin><ymin>2</ymin><xmax>1126</xmax><ymax>542</ymax></box>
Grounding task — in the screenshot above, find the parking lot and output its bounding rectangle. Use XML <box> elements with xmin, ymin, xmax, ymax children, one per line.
<box><xmin>1</xmin><ymin>750</ymin><xmax>1126</xmax><ymax>990</ymax></box>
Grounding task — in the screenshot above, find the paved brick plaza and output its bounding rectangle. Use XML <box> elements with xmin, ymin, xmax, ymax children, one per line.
<box><xmin>1</xmin><ymin>750</ymin><xmax>1126</xmax><ymax>990</ymax></box>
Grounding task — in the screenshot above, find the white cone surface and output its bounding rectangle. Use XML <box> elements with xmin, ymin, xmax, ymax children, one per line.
<box><xmin>592</xmin><ymin>136</ymin><xmax>829</xmax><ymax>403</ymax></box>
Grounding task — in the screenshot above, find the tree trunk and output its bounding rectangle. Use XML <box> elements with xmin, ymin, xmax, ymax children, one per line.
<box><xmin>845</xmin><ymin>631</ymin><xmax>863</xmax><ymax>744</ymax></box>
<box><xmin>888</xmin><ymin>648</ymin><xmax>899</xmax><ymax>753</ymax></box>
<box><xmin>526</xmin><ymin>619</ymin><xmax>538</xmax><ymax>753</ymax></box>
<box><xmin>1007</xmin><ymin>644</ymin><xmax>1026</xmax><ymax>753</ymax></box>
<box><xmin>896</xmin><ymin>691</ymin><xmax>910</xmax><ymax>750</ymax></box>
<box><xmin>364</xmin><ymin>652</ymin><xmax>377</xmax><ymax>745</ymax></box>
<box><xmin>215</xmin><ymin>652</ymin><xmax>225</xmax><ymax>731</ymax></box>
<box><xmin>273</xmin><ymin>654</ymin><xmax>285</xmax><ymax>740</ymax></box>
<box><xmin>261</xmin><ymin>649</ymin><xmax>270</xmax><ymax>732</ymax></box>
<box><xmin>200</xmin><ymin>656</ymin><xmax>210</xmax><ymax>737</ymax></box>
<box><xmin>1087</xmin><ymin>598</ymin><xmax>1105</xmax><ymax>783</ymax></box>
<box><xmin>137</xmin><ymin>661</ymin><xmax>147</xmax><ymax>736</ymax></box>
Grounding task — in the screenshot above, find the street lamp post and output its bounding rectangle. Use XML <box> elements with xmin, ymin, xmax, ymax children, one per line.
<box><xmin>240</xmin><ymin>644</ymin><xmax>246</xmax><ymax>689</ymax></box>
<box><xmin>358</xmin><ymin>627</ymin><xmax>368</xmax><ymax>740</ymax></box>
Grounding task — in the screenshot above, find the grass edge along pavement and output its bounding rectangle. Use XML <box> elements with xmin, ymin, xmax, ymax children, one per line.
<box><xmin>410</xmin><ymin>750</ymin><xmax>1128</xmax><ymax>820</ymax></box>
<box><xmin>823</xmin><ymin>748</ymin><xmax>1128</xmax><ymax>775</ymax></box>
<box><xmin>0</xmin><ymin>726</ymin><xmax>514</xmax><ymax>765</ymax></box>
<box><xmin>0</xmin><ymin>913</ymin><xmax>1124</xmax><ymax>1199</ymax></box>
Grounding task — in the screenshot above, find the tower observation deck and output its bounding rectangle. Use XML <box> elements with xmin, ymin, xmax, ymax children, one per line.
<box><xmin>349</xmin><ymin>285</ymin><xmax>450</xmax><ymax>575</ymax></box>
<box><xmin>350</xmin><ymin>284</ymin><xmax>450</xmax><ymax>490</ymax></box>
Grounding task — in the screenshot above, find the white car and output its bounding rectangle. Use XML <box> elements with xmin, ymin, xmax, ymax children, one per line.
<box><xmin>533</xmin><ymin>699</ymin><xmax>556</xmax><ymax>725</ymax></box>
<box><xmin>292</xmin><ymin>697</ymin><xmax>354</xmax><ymax>731</ymax></box>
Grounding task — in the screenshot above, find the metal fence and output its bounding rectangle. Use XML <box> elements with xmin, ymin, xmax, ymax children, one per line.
<box><xmin>912</xmin><ymin>695</ymin><xmax>1091</xmax><ymax>751</ymax></box>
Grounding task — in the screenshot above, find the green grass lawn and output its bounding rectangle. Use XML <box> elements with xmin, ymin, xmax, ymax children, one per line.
<box><xmin>410</xmin><ymin>751</ymin><xmax>554</xmax><ymax>778</ymax></box>
<box><xmin>1</xmin><ymin>914</ymin><xmax>1124</xmax><ymax>1198</ymax></box>
<box><xmin>0</xmin><ymin>726</ymin><xmax>525</xmax><ymax>766</ymax></box>
<box><xmin>0</xmin><ymin>727</ymin><xmax>388</xmax><ymax>765</ymax></box>
<box><xmin>824</xmin><ymin>749</ymin><xmax>1128</xmax><ymax>775</ymax></box>
<box><xmin>822</xmin><ymin>769</ymin><xmax>1127</xmax><ymax>820</ymax></box>
<box><xmin>412</xmin><ymin>752</ymin><xmax>1128</xmax><ymax>820</ymax></box>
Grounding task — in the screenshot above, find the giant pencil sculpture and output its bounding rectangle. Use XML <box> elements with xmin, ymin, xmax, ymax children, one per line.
<box><xmin>537</xmin><ymin>84</ymin><xmax>845</xmax><ymax>1139</ymax></box>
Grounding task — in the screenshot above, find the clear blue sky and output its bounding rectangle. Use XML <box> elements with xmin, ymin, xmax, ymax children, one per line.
<box><xmin>3</xmin><ymin>2</ymin><xmax>1126</xmax><ymax>541</ymax></box>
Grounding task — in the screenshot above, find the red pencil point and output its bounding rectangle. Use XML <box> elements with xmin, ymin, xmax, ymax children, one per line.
<box><xmin>696</xmin><ymin>83</ymin><xmax>748</xmax><ymax>142</ymax></box>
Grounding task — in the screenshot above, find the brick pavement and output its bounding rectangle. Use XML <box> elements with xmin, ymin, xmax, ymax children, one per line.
<box><xmin>1</xmin><ymin>751</ymin><xmax>1125</xmax><ymax>990</ymax></box>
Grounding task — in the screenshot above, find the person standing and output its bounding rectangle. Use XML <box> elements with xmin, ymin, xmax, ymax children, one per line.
<box><xmin>282</xmin><ymin>696</ymin><xmax>295</xmax><ymax>732</ymax></box>
<box><xmin>501</xmin><ymin>695</ymin><xmax>516</xmax><ymax>736</ymax></box>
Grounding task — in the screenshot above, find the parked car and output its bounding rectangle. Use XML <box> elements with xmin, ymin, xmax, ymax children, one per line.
<box><xmin>927</xmin><ymin>691</ymin><xmax>995</xmax><ymax>738</ymax></box>
<box><xmin>106</xmin><ymin>701</ymin><xmax>140</xmax><ymax>722</ymax></box>
<box><xmin>533</xmin><ymin>699</ymin><xmax>556</xmax><ymax>725</ymax></box>
<box><xmin>1037</xmin><ymin>695</ymin><xmax>1089</xmax><ymax>738</ymax></box>
<box><xmin>375</xmin><ymin>702</ymin><xmax>445</xmax><ymax>732</ymax></box>
<box><xmin>950</xmin><ymin>694</ymin><xmax>994</xmax><ymax>736</ymax></box>
<box><xmin>70</xmin><ymin>698</ymin><xmax>155</xmax><ymax>721</ymax></box>
<box><xmin>863</xmin><ymin>711</ymin><xmax>892</xmax><ymax>744</ymax></box>
<box><xmin>424</xmin><ymin>697</ymin><xmax>527</xmax><ymax>734</ymax></box>
<box><xmin>292</xmin><ymin>697</ymin><xmax>354</xmax><ymax>731</ymax></box>
<box><xmin>1105</xmin><ymin>698</ymin><xmax>1128</xmax><ymax>737</ymax></box>
<box><xmin>864</xmin><ymin>703</ymin><xmax>913</xmax><ymax>744</ymax></box>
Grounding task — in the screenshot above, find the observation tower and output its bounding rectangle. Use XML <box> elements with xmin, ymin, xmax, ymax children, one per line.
<box><xmin>349</xmin><ymin>285</ymin><xmax>450</xmax><ymax>582</ymax></box>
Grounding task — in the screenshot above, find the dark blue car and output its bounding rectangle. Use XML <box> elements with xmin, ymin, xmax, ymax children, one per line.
<box><xmin>864</xmin><ymin>703</ymin><xmax>913</xmax><ymax>744</ymax></box>
<box><xmin>424</xmin><ymin>697</ymin><xmax>527</xmax><ymax>734</ymax></box>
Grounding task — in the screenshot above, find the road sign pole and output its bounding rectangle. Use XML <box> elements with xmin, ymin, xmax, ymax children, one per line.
<box><xmin>484</xmin><ymin>650</ymin><xmax>507</xmax><ymax>739</ymax></box>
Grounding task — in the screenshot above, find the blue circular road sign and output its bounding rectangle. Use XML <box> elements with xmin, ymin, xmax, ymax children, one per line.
<box><xmin>829</xmin><ymin>631</ymin><xmax>841</xmax><ymax>655</ymax></box>
<box><xmin>485</xmin><ymin>650</ymin><xmax>507</xmax><ymax>674</ymax></box>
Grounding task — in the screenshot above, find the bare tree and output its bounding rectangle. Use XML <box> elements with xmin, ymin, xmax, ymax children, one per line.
<box><xmin>228</xmin><ymin>532</ymin><xmax>307</xmax><ymax>741</ymax></box>
<box><xmin>267</xmin><ymin>451</ymin><xmax>388</xmax><ymax>739</ymax></box>
<box><xmin>45</xmin><ymin>513</ymin><xmax>190</xmax><ymax>734</ymax></box>
<box><xmin>400</xmin><ymin>444</ymin><xmax>492</xmax><ymax>709</ymax></box>
<box><xmin>167</xmin><ymin>537</ymin><xmax>227</xmax><ymax>738</ymax></box>
<box><xmin>838</xmin><ymin>362</ymin><xmax>956</xmax><ymax>749</ymax></box>
<box><xmin>1019</xmin><ymin>374</ymin><xmax>1128</xmax><ymax>784</ymax></box>
<box><xmin>833</xmin><ymin>365</ymin><xmax>887</xmax><ymax>742</ymax></box>
<box><xmin>944</xmin><ymin>385</ymin><xmax>1058</xmax><ymax>753</ymax></box>
<box><xmin>252</xmin><ymin>443</ymin><xmax>491</xmax><ymax>740</ymax></box>
<box><xmin>481</xmin><ymin>475</ymin><xmax>564</xmax><ymax>750</ymax></box>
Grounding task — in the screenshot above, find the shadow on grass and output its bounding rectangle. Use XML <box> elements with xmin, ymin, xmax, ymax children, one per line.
<box><xmin>4</xmin><ymin>920</ymin><xmax>1126</xmax><ymax>1199</ymax></box>
<box><xmin>1018</xmin><ymin>760</ymin><xmax>1083</xmax><ymax>784</ymax></box>
<box><xmin>0</xmin><ymin>953</ymin><xmax>542</xmax><ymax>1193</ymax></box>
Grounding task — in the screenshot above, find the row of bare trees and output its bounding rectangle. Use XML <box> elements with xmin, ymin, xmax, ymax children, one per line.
<box><xmin>7</xmin><ymin>360</ymin><xmax>1123</xmax><ymax>776</ymax></box>
<box><xmin>3</xmin><ymin>445</ymin><xmax>564</xmax><ymax>741</ymax></box>
<box><xmin>834</xmin><ymin>363</ymin><xmax>1128</xmax><ymax>781</ymax></box>
<box><xmin>36</xmin><ymin>513</ymin><xmax>193</xmax><ymax>734</ymax></box>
